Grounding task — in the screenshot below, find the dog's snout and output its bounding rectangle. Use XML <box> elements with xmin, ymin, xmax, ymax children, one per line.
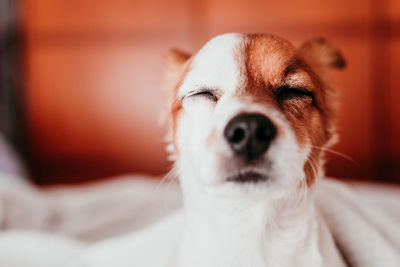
<box><xmin>224</xmin><ymin>113</ymin><xmax>276</xmax><ymax>161</ymax></box>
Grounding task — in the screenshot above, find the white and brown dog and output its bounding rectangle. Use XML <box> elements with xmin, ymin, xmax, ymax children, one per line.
<box><xmin>65</xmin><ymin>33</ymin><xmax>353</xmax><ymax>267</ymax></box>
<box><xmin>162</xmin><ymin>33</ymin><xmax>346</xmax><ymax>267</ymax></box>
<box><xmin>70</xmin><ymin>33</ymin><xmax>400</xmax><ymax>267</ymax></box>
<box><xmin>2</xmin><ymin>33</ymin><xmax>400</xmax><ymax>267</ymax></box>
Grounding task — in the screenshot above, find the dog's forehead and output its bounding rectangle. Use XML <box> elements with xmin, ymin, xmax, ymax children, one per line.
<box><xmin>178</xmin><ymin>33</ymin><xmax>299</xmax><ymax>97</ymax></box>
<box><xmin>178</xmin><ymin>33</ymin><xmax>245</xmax><ymax>97</ymax></box>
<box><xmin>245</xmin><ymin>35</ymin><xmax>298</xmax><ymax>86</ymax></box>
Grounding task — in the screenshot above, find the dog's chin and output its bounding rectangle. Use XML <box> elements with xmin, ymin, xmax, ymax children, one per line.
<box><xmin>225</xmin><ymin>169</ymin><xmax>269</xmax><ymax>183</ymax></box>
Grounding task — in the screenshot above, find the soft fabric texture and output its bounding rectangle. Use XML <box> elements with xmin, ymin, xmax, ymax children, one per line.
<box><xmin>0</xmin><ymin>230</ymin><xmax>86</xmax><ymax>267</ymax></box>
<box><xmin>0</xmin><ymin>173</ymin><xmax>181</xmax><ymax>241</ymax></box>
<box><xmin>0</xmin><ymin>175</ymin><xmax>399</xmax><ymax>267</ymax></box>
<box><xmin>317</xmin><ymin>180</ymin><xmax>400</xmax><ymax>267</ymax></box>
<box><xmin>69</xmin><ymin>178</ymin><xmax>400</xmax><ymax>267</ymax></box>
<box><xmin>0</xmin><ymin>173</ymin><xmax>181</xmax><ymax>267</ymax></box>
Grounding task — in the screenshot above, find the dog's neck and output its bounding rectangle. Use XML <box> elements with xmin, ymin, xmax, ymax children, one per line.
<box><xmin>174</xmin><ymin>177</ymin><xmax>343</xmax><ymax>267</ymax></box>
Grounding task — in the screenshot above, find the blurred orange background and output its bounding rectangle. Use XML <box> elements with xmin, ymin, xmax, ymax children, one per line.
<box><xmin>19</xmin><ymin>0</ymin><xmax>400</xmax><ymax>184</ymax></box>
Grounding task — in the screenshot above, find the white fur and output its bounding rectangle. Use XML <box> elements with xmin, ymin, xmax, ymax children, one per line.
<box><xmin>171</xmin><ymin>33</ymin><xmax>345</xmax><ymax>267</ymax></box>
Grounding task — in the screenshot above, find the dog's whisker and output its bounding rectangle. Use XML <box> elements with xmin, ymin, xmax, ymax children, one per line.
<box><xmin>300</xmin><ymin>156</ymin><xmax>320</xmax><ymax>203</ymax></box>
<box><xmin>165</xmin><ymin>168</ymin><xmax>179</xmax><ymax>190</ymax></box>
<box><xmin>297</xmin><ymin>157</ymin><xmax>320</xmax><ymax>204</ymax></box>
<box><xmin>310</xmin><ymin>145</ymin><xmax>358</xmax><ymax>165</ymax></box>
<box><xmin>296</xmin><ymin>179</ymin><xmax>308</xmax><ymax>205</ymax></box>
<box><xmin>152</xmin><ymin>166</ymin><xmax>178</xmax><ymax>195</ymax></box>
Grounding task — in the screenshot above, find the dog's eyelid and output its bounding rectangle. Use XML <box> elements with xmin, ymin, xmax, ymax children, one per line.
<box><xmin>276</xmin><ymin>85</ymin><xmax>315</xmax><ymax>103</ymax></box>
<box><xmin>182</xmin><ymin>88</ymin><xmax>219</xmax><ymax>102</ymax></box>
<box><xmin>189</xmin><ymin>87</ymin><xmax>217</xmax><ymax>94</ymax></box>
<box><xmin>276</xmin><ymin>85</ymin><xmax>313</xmax><ymax>95</ymax></box>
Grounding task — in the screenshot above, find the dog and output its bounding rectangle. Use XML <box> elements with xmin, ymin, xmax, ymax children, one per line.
<box><xmin>164</xmin><ymin>33</ymin><xmax>346</xmax><ymax>267</ymax></box>
<box><xmin>2</xmin><ymin>33</ymin><xmax>400</xmax><ymax>267</ymax></box>
<box><xmin>69</xmin><ymin>33</ymin><xmax>400</xmax><ymax>267</ymax></box>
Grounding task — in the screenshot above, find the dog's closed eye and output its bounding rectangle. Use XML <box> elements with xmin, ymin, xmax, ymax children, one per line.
<box><xmin>185</xmin><ymin>89</ymin><xmax>219</xmax><ymax>102</ymax></box>
<box><xmin>276</xmin><ymin>86</ymin><xmax>314</xmax><ymax>103</ymax></box>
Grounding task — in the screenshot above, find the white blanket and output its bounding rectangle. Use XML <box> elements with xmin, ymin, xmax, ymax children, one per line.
<box><xmin>317</xmin><ymin>180</ymin><xmax>400</xmax><ymax>267</ymax></box>
<box><xmin>0</xmin><ymin>173</ymin><xmax>182</xmax><ymax>241</ymax></box>
<box><xmin>71</xmin><ymin>179</ymin><xmax>400</xmax><ymax>267</ymax></box>
<box><xmin>0</xmin><ymin>174</ymin><xmax>399</xmax><ymax>267</ymax></box>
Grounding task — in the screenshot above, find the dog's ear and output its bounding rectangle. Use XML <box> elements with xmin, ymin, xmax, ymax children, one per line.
<box><xmin>162</xmin><ymin>49</ymin><xmax>191</xmax><ymax>150</ymax></box>
<box><xmin>164</xmin><ymin>48</ymin><xmax>191</xmax><ymax>88</ymax></box>
<box><xmin>166</xmin><ymin>48</ymin><xmax>191</xmax><ymax>69</ymax></box>
<box><xmin>300</xmin><ymin>37</ymin><xmax>346</xmax><ymax>71</ymax></box>
<box><xmin>300</xmin><ymin>38</ymin><xmax>344</xmax><ymax>148</ymax></box>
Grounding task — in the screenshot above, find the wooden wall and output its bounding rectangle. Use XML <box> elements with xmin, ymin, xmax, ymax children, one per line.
<box><xmin>20</xmin><ymin>0</ymin><xmax>400</xmax><ymax>184</ymax></box>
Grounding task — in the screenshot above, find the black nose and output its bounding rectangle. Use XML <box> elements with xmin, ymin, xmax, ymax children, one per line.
<box><xmin>224</xmin><ymin>113</ymin><xmax>276</xmax><ymax>161</ymax></box>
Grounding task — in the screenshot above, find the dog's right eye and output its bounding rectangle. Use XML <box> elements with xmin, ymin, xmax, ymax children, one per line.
<box><xmin>185</xmin><ymin>89</ymin><xmax>218</xmax><ymax>102</ymax></box>
<box><xmin>276</xmin><ymin>86</ymin><xmax>314</xmax><ymax>102</ymax></box>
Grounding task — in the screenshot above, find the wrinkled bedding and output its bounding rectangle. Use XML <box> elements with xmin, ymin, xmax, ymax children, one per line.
<box><xmin>0</xmin><ymin>172</ymin><xmax>182</xmax><ymax>241</ymax></box>
<box><xmin>0</xmin><ymin>172</ymin><xmax>399</xmax><ymax>267</ymax></box>
<box><xmin>317</xmin><ymin>180</ymin><xmax>400</xmax><ymax>267</ymax></box>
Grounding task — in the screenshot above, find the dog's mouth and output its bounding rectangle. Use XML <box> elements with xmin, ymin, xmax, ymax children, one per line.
<box><xmin>226</xmin><ymin>170</ymin><xmax>268</xmax><ymax>183</ymax></box>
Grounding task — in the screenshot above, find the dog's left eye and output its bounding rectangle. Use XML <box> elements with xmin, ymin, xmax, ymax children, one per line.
<box><xmin>186</xmin><ymin>90</ymin><xmax>218</xmax><ymax>102</ymax></box>
<box><xmin>276</xmin><ymin>86</ymin><xmax>314</xmax><ymax>102</ymax></box>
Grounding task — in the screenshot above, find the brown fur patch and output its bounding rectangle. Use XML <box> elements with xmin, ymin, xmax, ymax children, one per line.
<box><xmin>241</xmin><ymin>34</ymin><xmax>337</xmax><ymax>186</ymax></box>
<box><xmin>300</xmin><ymin>37</ymin><xmax>346</xmax><ymax>70</ymax></box>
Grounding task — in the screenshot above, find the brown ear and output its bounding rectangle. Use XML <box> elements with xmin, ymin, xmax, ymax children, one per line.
<box><xmin>164</xmin><ymin>48</ymin><xmax>191</xmax><ymax>91</ymax></box>
<box><xmin>161</xmin><ymin>49</ymin><xmax>191</xmax><ymax>138</ymax></box>
<box><xmin>300</xmin><ymin>37</ymin><xmax>346</xmax><ymax>70</ymax></box>
<box><xmin>166</xmin><ymin>48</ymin><xmax>191</xmax><ymax>67</ymax></box>
<box><xmin>165</xmin><ymin>49</ymin><xmax>191</xmax><ymax>76</ymax></box>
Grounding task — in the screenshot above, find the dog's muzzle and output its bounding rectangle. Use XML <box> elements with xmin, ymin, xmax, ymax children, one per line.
<box><xmin>224</xmin><ymin>113</ymin><xmax>276</xmax><ymax>162</ymax></box>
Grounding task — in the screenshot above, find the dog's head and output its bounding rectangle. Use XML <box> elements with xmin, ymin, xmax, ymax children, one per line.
<box><xmin>166</xmin><ymin>33</ymin><xmax>345</xmax><ymax>200</ymax></box>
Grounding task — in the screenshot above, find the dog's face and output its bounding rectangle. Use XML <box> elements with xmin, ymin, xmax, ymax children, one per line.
<box><xmin>167</xmin><ymin>33</ymin><xmax>344</xmax><ymax>200</ymax></box>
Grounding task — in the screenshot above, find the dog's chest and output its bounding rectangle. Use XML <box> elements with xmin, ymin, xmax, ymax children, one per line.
<box><xmin>176</xmin><ymin>235</ymin><xmax>323</xmax><ymax>267</ymax></box>
<box><xmin>175</xmin><ymin>210</ymin><xmax>323</xmax><ymax>267</ymax></box>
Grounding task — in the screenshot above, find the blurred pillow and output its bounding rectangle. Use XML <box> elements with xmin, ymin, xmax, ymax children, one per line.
<box><xmin>0</xmin><ymin>132</ymin><xmax>26</xmax><ymax>180</ymax></box>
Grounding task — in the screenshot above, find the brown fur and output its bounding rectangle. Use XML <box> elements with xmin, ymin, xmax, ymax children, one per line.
<box><xmin>300</xmin><ymin>37</ymin><xmax>346</xmax><ymax>70</ymax></box>
<box><xmin>241</xmin><ymin>34</ymin><xmax>341</xmax><ymax>185</ymax></box>
<box><xmin>166</xmin><ymin>34</ymin><xmax>344</xmax><ymax>186</ymax></box>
